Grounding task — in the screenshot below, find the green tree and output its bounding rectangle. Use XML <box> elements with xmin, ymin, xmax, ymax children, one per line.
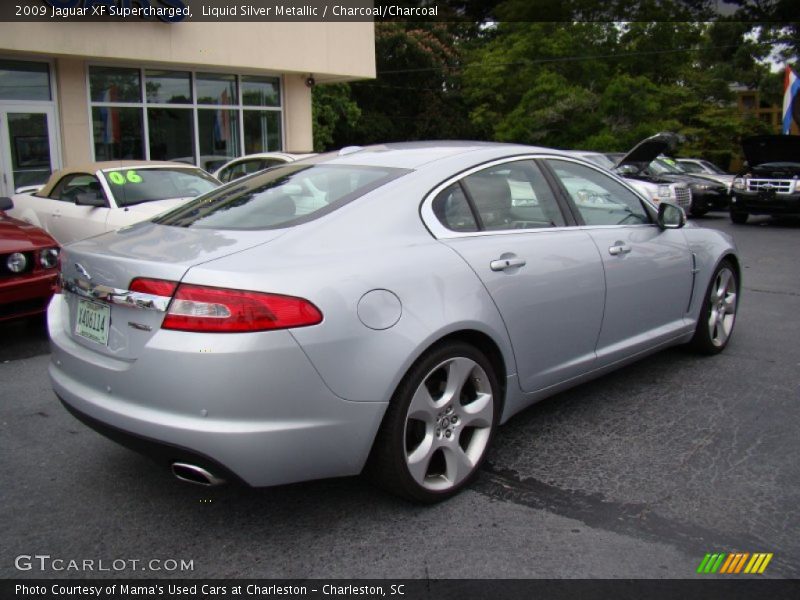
<box><xmin>311</xmin><ymin>84</ymin><xmax>361</xmax><ymax>152</ymax></box>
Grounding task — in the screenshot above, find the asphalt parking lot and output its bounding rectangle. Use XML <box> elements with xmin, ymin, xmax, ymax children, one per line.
<box><xmin>1</xmin><ymin>214</ymin><xmax>798</xmax><ymax>580</ymax></box>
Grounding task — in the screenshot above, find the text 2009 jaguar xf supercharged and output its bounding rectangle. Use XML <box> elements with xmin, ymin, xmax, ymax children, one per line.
<box><xmin>49</xmin><ymin>142</ymin><xmax>740</xmax><ymax>502</ymax></box>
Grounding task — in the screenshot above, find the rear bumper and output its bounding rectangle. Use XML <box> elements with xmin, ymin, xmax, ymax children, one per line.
<box><xmin>732</xmin><ymin>192</ymin><xmax>800</xmax><ymax>216</ymax></box>
<box><xmin>48</xmin><ymin>295</ymin><xmax>387</xmax><ymax>487</ymax></box>
<box><xmin>0</xmin><ymin>270</ymin><xmax>56</xmax><ymax>321</ymax></box>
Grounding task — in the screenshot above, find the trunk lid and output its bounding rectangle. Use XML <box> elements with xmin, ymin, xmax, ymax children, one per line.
<box><xmin>58</xmin><ymin>222</ymin><xmax>285</xmax><ymax>360</ymax></box>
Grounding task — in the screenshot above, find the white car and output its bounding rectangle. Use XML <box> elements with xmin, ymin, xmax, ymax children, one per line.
<box><xmin>213</xmin><ymin>152</ymin><xmax>315</xmax><ymax>183</ymax></box>
<box><xmin>8</xmin><ymin>161</ymin><xmax>220</xmax><ymax>245</ymax></box>
<box><xmin>676</xmin><ymin>158</ymin><xmax>735</xmax><ymax>190</ymax></box>
<box><xmin>566</xmin><ymin>151</ymin><xmax>692</xmax><ymax>213</ymax></box>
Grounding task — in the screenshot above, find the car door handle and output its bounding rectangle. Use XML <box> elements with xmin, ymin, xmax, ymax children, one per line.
<box><xmin>608</xmin><ymin>243</ymin><xmax>631</xmax><ymax>256</ymax></box>
<box><xmin>490</xmin><ymin>257</ymin><xmax>527</xmax><ymax>271</ymax></box>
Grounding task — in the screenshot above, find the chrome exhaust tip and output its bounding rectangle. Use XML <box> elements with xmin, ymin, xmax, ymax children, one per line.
<box><xmin>171</xmin><ymin>462</ymin><xmax>226</xmax><ymax>487</ymax></box>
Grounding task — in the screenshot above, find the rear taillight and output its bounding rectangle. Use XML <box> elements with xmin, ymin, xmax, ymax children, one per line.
<box><xmin>130</xmin><ymin>278</ymin><xmax>179</xmax><ymax>297</ymax></box>
<box><xmin>161</xmin><ymin>284</ymin><xmax>322</xmax><ymax>333</ymax></box>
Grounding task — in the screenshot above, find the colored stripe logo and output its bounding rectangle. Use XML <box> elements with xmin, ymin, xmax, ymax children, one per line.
<box><xmin>696</xmin><ymin>552</ymin><xmax>773</xmax><ymax>574</ymax></box>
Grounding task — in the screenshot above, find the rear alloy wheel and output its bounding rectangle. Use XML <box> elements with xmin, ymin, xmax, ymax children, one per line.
<box><xmin>690</xmin><ymin>260</ymin><xmax>738</xmax><ymax>354</ymax></box>
<box><xmin>368</xmin><ymin>342</ymin><xmax>499</xmax><ymax>502</ymax></box>
<box><xmin>730</xmin><ymin>210</ymin><xmax>748</xmax><ymax>224</ymax></box>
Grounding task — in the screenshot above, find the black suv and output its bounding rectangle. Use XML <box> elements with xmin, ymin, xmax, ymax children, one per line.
<box><xmin>731</xmin><ymin>135</ymin><xmax>800</xmax><ymax>224</ymax></box>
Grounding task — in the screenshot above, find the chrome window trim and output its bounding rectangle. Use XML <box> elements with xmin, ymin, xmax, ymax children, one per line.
<box><xmin>420</xmin><ymin>154</ymin><xmax>657</xmax><ymax>240</ymax></box>
<box><xmin>62</xmin><ymin>276</ymin><xmax>171</xmax><ymax>312</ymax></box>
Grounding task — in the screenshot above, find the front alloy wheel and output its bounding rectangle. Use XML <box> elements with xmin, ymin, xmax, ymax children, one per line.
<box><xmin>690</xmin><ymin>260</ymin><xmax>738</xmax><ymax>354</ymax></box>
<box><xmin>368</xmin><ymin>342</ymin><xmax>499</xmax><ymax>502</ymax></box>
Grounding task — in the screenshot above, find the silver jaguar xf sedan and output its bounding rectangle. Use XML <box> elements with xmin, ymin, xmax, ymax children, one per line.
<box><xmin>49</xmin><ymin>142</ymin><xmax>739</xmax><ymax>502</ymax></box>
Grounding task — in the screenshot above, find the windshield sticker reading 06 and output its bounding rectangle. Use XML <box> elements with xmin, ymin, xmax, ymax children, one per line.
<box><xmin>108</xmin><ymin>170</ymin><xmax>143</xmax><ymax>185</ymax></box>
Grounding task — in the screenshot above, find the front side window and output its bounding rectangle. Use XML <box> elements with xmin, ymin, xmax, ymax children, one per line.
<box><xmin>49</xmin><ymin>174</ymin><xmax>105</xmax><ymax>204</ymax></box>
<box><xmin>218</xmin><ymin>159</ymin><xmax>267</xmax><ymax>183</ymax></box>
<box><xmin>678</xmin><ymin>161</ymin><xmax>703</xmax><ymax>174</ymax></box>
<box><xmin>547</xmin><ymin>159</ymin><xmax>650</xmax><ymax>226</ymax></box>
<box><xmin>102</xmin><ymin>168</ymin><xmax>218</xmax><ymax>207</ymax></box>
<box><xmin>154</xmin><ymin>164</ymin><xmax>407</xmax><ymax>230</ymax></box>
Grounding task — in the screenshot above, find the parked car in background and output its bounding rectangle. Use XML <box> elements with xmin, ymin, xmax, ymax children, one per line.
<box><xmin>609</xmin><ymin>134</ymin><xmax>730</xmax><ymax>216</ymax></box>
<box><xmin>0</xmin><ymin>197</ymin><xmax>59</xmax><ymax>322</ymax></box>
<box><xmin>50</xmin><ymin>142</ymin><xmax>739</xmax><ymax>503</ymax></box>
<box><xmin>567</xmin><ymin>151</ymin><xmax>692</xmax><ymax>213</ymax></box>
<box><xmin>173</xmin><ymin>155</ymin><xmax>231</xmax><ymax>174</ymax></box>
<box><xmin>213</xmin><ymin>152</ymin><xmax>316</xmax><ymax>183</ymax></box>
<box><xmin>676</xmin><ymin>158</ymin><xmax>735</xmax><ymax>190</ymax></box>
<box><xmin>8</xmin><ymin>161</ymin><xmax>220</xmax><ymax>245</ymax></box>
<box><xmin>730</xmin><ymin>135</ymin><xmax>800</xmax><ymax>224</ymax></box>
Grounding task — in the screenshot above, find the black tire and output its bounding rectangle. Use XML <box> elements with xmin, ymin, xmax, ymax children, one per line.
<box><xmin>690</xmin><ymin>207</ymin><xmax>709</xmax><ymax>217</ymax></box>
<box><xmin>730</xmin><ymin>210</ymin><xmax>748</xmax><ymax>224</ymax></box>
<box><xmin>689</xmin><ymin>259</ymin><xmax>738</xmax><ymax>355</ymax></box>
<box><xmin>366</xmin><ymin>341</ymin><xmax>500</xmax><ymax>503</ymax></box>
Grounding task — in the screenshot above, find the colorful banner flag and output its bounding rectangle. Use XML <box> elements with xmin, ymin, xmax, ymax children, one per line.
<box><xmin>782</xmin><ymin>66</ymin><xmax>800</xmax><ymax>134</ymax></box>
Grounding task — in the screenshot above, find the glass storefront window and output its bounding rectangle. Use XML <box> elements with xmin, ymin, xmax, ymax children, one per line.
<box><xmin>198</xmin><ymin>108</ymin><xmax>240</xmax><ymax>165</ymax></box>
<box><xmin>8</xmin><ymin>113</ymin><xmax>52</xmax><ymax>187</ymax></box>
<box><xmin>146</xmin><ymin>70</ymin><xmax>192</xmax><ymax>104</ymax></box>
<box><xmin>241</xmin><ymin>76</ymin><xmax>280</xmax><ymax>107</ymax></box>
<box><xmin>244</xmin><ymin>110</ymin><xmax>281</xmax><ymax>153</ymax></box>
<box><xmin>0</xmin><ymin>60</ymin><xmax>50</xmax><ymax>101</ymax></box>
<box><xmin>148</xmin><ymin>108</ymin><xmax>194</xmax><ymax>162</ymax></box>
<box><xmin>92</xmin><ymin>107</ymin><xmax>144</xmax><ymax>160</ymax></box>
<box><xmin>88</xmin><ymin>67</ymin><xmax>282</xmax><ymax>165</ymax></box>
<box><xmin>90</xmin><ymin>66</ymin><xmax>141</xmax><ymax>103</ymax></box>
<box><xmin>196</xmin><ymin>73</ymin><xmax>237</xmax><ymax>105</ymax></box>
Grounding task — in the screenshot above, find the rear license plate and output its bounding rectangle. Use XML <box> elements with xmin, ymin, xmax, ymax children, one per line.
<box><xmin>76</xmin><ymin>299</ymin><xmax>111</xmax><ymax>345</ymax></box>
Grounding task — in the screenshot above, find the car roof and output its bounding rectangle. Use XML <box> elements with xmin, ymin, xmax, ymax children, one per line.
<box><xmin>316</xmin><ymin>141</ymin><xmax>568</xmax><ymax>170</ymax></box>
<box><xmin>226</xmin><ymin>152</ymin><xmax>316</xmax><ymax>162</ymax></box>
<box><xmin>37</xmin><ymin>161</ymin><xmax>204</xmax><ymax>196</ymax></box>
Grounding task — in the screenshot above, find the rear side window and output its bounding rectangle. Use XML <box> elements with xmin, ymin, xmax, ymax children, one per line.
<box><xmin>432</xmin><ymin>183</ymin><xmax>478</xmax><ymax>232</ymax></box>
<box><xmin>431</xmin><ymin>160</ymin><xmax>566</xmax><ymax>233</ymax></box>
<box><xmin>154</xmin><ymin>164</ymin><xmax>407</xmax><ymax>230</ymax></box>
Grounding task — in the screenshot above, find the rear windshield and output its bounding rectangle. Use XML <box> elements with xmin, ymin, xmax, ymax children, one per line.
<box><xmin>105</xmin><ymin>168</ymin><xmax>219</xmax><ymax>207</ymax></box>
<box><xmin>153</xmin><ymin>164</ymin><xmax>408</xmax><ymax>230</ymax></box>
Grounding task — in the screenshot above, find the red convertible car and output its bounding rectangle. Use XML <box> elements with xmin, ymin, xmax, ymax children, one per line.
<box><xmin>0</xmin><ymin>197</ymin><xmax>60</xmax><ymax>322</ymax></box>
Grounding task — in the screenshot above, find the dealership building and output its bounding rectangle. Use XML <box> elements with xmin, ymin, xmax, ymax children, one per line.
<box><xmin>0</xmin><ymin>19</ymin><xmax>375</xmax><ymax>195</ymax></box>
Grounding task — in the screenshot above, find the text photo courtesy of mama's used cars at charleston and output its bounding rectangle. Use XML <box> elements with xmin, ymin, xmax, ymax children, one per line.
<box><xmin>48</xmin><ymin>142</ymin><xmax>740</xmax><ymax>503</ymax></box>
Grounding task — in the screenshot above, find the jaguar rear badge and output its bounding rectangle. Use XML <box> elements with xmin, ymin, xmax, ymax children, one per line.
<box><xmin>75</xmin><ymin>263</ymin><xmax>91</xmax><ymax>281</ymax></box>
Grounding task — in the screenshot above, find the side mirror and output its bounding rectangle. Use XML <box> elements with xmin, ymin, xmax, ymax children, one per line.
<box><xmin>75</xmin><ymin>192</ymin><xmax>105</xmax><ymax>207</ymax></box>
<box><xmin>0</xmin><ymin>197</ymin><xmax>13</xmax><ymax>211</ymax></box>
<box><xmin>657</xmin><ymin>202</ymin><xmax>686</xmax><ymax>230</ymax></box>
